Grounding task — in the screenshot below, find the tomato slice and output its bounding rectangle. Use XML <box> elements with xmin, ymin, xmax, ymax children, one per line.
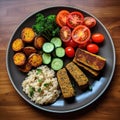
<box><xmin>67</xmin><ymin>11</ymin><xmax>84</xmax><ymax>28</ymax></box>
<box><xmin>83</xmin><ymin>17</ymin><xmax>96</xmax><ymax>28</ymax></box>
<box><xmin>56</xmin><ymin>10</ymin><xmax>70</xmax><ymax>27</ymax></box>
<box><xmin>60</xmin><ymin>26</ymin><xmax>71</xmax><ymax>42</ymax></box>
<box><xmin>72</xmin><ymin>25</ymin><xmax>91</xmax><ymax>45</ymax></box>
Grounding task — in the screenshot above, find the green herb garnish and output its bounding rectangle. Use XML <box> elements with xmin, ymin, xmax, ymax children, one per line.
<box><xmin>29</xmin><ymin>86</ymin><xmax>35</xmax><ymax>97</ymax></box>
<box><xmin>32</xmin><ymin>13</ymin><xmax>60</xmax><ymax>41</ymax></box>
<box><xmin>38</xmin><ymin>79</ymin><xmax>43</xmax><ymax>83</ymax></box>
<box><xmin>44</xmin><ymin>83</ymin><xmax>49</xmax><ymax>87</ymax></box>
<box><xmin>37</xmin><ymin>88</ymin><xmax>41</xmax><ymax>92</ymax></box>
<box><xmin>36</xmin><ymin>68</ymin><xmax>42</xmax><ymax>74</ymax></box>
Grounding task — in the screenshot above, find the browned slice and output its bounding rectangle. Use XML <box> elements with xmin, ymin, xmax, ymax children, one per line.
<box><xmin>12</xmin><ymin>38</ymin><xmax>24</xmax><ymax>52</ymax></box>
<box><xmin>75</xmin><ymin>48</ymin><xmax>106</xmax><ymax>71</ymax></box>
<box><xmin>13</xmin><ymin>52</ymin><xmax>26</xmax><ymax>66</ymax></box>
<box><xmin>66</xmin><ymin>62</ymin><xmax>89</xmax><ymax>89</ymax></box>
<box><xmin>73</xmin><ymin>58</ymin><xmax>99</xmax><ymax>77</ymax></box>
<box><xmin>19</xmin><ymin>62</ymin><xmax>32</xmax><ymax>72</ymax></box>
<box><xmin>57</xmin><ymin>68</ymin><xmax>75</xmax><ymax>98</ymax></box>
<box><xmin>21</xmin><ymin>27</ymin><xmax>35</xmax><ymax>43</ymax></box>
<box><xmin>23</xmin><ymin>46</ymin><xmax>37</xmax><ymax>56</ymax></box>
<box><xmin>34</xmin><ymin>36</ymin><xmax>46</xmax><ymax>49</ymax></box>
<box><xmin>28</xmin><ymin>53</ymin><xmax>42</xmax><ymax>67</ymax></box>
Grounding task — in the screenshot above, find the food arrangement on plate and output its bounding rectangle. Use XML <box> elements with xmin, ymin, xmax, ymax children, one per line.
<box><xmin>11</xmin><ymin>9</ymin><xmax>107</xmax><ymax>105</ymax></box>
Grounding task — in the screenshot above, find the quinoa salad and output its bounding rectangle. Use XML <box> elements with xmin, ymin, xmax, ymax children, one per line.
<box><xmin>22</xmin><ymin>65</ymin><xmax>60</xmax><ymax>105</ymax></box>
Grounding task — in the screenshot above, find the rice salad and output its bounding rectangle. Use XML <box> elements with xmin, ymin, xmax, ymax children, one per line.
<box><xmin>22</xmin><ymin>65</ymin><xmax>60</xmax><ymax>105</ymax></box>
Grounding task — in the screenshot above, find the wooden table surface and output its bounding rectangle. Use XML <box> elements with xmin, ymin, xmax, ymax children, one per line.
<box><xmin>0</xmin><ymin>0</ymin><xmax>120</xmax><ymax>120</ymax></box>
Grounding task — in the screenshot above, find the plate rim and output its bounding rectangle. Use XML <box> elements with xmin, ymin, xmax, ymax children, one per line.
<box><xmin>6</xmin><ymin>6</ymin><xmax>116</xmax><ymax>113</ymax></box>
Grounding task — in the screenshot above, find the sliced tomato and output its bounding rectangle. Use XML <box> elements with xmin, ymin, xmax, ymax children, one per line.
<box><xmin>64</xmin><ymin>39</ymin><xmax>78</xmax><ymax>48</ymax></box>
<box><xmin>56</xmin><ymin>10</ymin><xmax>70</xmax><ymax>27</ymax></box>
<box><xmin>67</xmin><ymin>11</ymin><xmax>84</xmax><ymax>28</ymax></box>
<box><xmin>83</xmin><ymin>17</ymin><xmax>96</xmax><ymax>28</ymax></box>
<box><xmin>72</xmin><ymin>25</ymin><xmax>91</xmax><ymax>45</ymax></box>
<box><xmin>60</xmin><ymin>26</ymin><xmax>71</xmax><ymax>42</ymax></box>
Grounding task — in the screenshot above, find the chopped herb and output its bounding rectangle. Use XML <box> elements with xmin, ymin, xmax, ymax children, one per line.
<box><xmin>29</xmin><ymin>86</ymin><xmax>35</xmax><ymax>97</ymax></box>
<box><xmin>44</xmin><ymin>83</ymin><xmax>49</xmax><ymax>87</ymax></box>
<box><xmin>36</xmin><ymin>68</ymin><xmax>42</xmax><ymax>74</ymax></box>
<box><xmin>38</xmin><ymin>88</ymin><xmax>41</xmax><ymax>92</ymax></box>
<box><xmin>38</xmin><ymin>79</ymin><xmax>43</xmax><ymax>83</ymax></box>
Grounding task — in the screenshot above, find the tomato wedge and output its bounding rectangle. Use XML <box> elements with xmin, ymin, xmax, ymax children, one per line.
<box><xmin>72</xmin><ymin>25</ymin><xmax>91</xmax><ymax>45</ymax></box>
<box><xmin>56</xmin><ymin>10</ymin><xmax>70</xmax><ymax>27</ymax></box>
<box><xmin>67</xmin><ymin>11</ymin><xmax>84</xmax><ymax>28</ymax></box>
<box><xmin>60</xmin><ymin>26</ymin><xmax>71</xmax><ymax>42</ymax></box>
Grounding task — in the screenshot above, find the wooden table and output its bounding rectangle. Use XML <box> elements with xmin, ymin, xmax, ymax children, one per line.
<box><xmin>0</xmin><ymin>0</ymin><xmax>120</xmax><ymax>120</ymax></box>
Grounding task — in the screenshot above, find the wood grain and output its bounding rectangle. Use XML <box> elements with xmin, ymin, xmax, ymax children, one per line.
<box><xmin>0</xmin><ymin>0</ymin><xmax>120</xmax><ymax>120</ymax></box>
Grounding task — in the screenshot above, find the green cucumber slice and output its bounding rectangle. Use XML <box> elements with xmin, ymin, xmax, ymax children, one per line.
<box><xmin>42</xmin><ymin>42</ymin><xmax>54</xmax><ymax>53</ymax></box>
<box><xmin>50</xmin><ymin>37</ymin><xmax>62</xmax><ymax>48</ymax></box>
<box><xmin>55</xmin><ymin>47</ymin><xmax>65</xmax><ymax>58</ymax></box>
<box><xmin>51</xmin><ymin>58</ymin><xmax>63</xmax><ymax>71</ymax></box>
<box><xmin>42</xmin><ymin>53</ymin><xmax>51</xmax><ymax>64</ymax></box>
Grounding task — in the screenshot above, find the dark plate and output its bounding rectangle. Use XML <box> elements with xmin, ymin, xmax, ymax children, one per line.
<box><xmin>6</xmin><ymin>6</ymin><xmax>116</xmax><ymax>113</ymax></box>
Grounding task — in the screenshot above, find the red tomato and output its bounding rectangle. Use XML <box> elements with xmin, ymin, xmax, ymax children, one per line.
<box><xmin>56</xmin><ymin>10</ymin><xmax>70</xmax><ymax>27</ymax></box>
<box><xmin>65</xmin><ymin>47</ymin><xmax>75</xmax><ymax>58</ymax></box>
<box><xmin>60</xmin><ymin>26</ymin><xmax>71</xmax><ymax>42</ymax></box>
<box><xmin>92</xmin><ymin>33</ymin><xmax>105</xmax><ymax>43</ymax></box>
<box><xmin>64</xmin><ymin>39</ymin><xmax>78</xmax><ymax>48</ymax></box>
<box><xmin>67</xmin><ymin>11</ymin><xmax>84</xmax><ymax>28</ymax></box>
<box><xmin>83</xmin><ymin>17</ymin><xmax>96</xmax><ymax>28</ymax></box>
<box><xmin>72</xmin><ymin>25</ymin><xmax>91</xmax><ymax>45</ymax></box>
<box><xmin>86</xmin><ymin>43</ymin><xmax>99</xmax><ymax>54</ymax></box>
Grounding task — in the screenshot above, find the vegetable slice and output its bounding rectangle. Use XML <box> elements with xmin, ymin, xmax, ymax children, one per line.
<box><xmin>42</xmin><ymin>42</ymin><xmax>54</xmax><ymax>53</ymax></box>
<box><xmin>55</xmin><ymin>47</ymin><xmax>65</xmax><ymax>58</ymax></box>
<box><xmin>50</xmin><ymin>37</ymin><xmax>62</xmax><ymax>48</ymax></box>
<box><xmin>51</xmin><ymin>58</ymin><xmax>63</xmax><ymax>71</ymax></box>
<box><xmin>42</xmin><ymin>53</ymin><xmax>51</xmax><ymax>64</ymax></box>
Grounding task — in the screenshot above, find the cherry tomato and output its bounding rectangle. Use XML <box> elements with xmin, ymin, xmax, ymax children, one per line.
<box><xmin>60</xmin><ymin>26</ymin><xmax>71</xmax><ymax>42</ymax></box>
<box><xmin>72</xmin><ymin>25</ymin><xmax>91</xmax><ymax>45</ymax></box>
<box><xmin>83</xmin><ymin>17</ymin><xmax>96</xmax><ymax>28</ymax></box>
<box><xmin>67</xmin><ymin>11</ymin><xmax>84</xmax><ymax>28</ymax></box>
<box><xmin>92</xmin><ymin>33</ymin><xmax>105</xmax><ymax>43</ymax></box>
<box><xmin>65</xmin><ymin>46</ymin><xmax>75</xmax><ymax>58</ymax></box>
<box><xmin>56</xmin><ymin>10</ymin><xmax>70</xmax><ymax>27</ymax></box>
<box><xmin>64</xmin><ymin>39</ymin><xmax>78</xmax><ymax>48</ymax></box>
<box><xmin>86</xmin><ymin>43</ymin><xmax>99</xmax><ymax>54</ymax></box>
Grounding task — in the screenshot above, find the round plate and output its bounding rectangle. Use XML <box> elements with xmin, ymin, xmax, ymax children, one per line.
<box><xmin>6</xmin><ymin>6</ymin><xmax>116</xmax><ymax>113</ymax></box>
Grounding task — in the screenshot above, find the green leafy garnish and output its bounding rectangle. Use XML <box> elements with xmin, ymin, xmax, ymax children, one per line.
<box><xmin>37</xmin><ymin>88</ymin><xmax>41</xmax><ymax>92</ymax></box>
<box><xmin>29</xmin><ymin>86</ymin><xmax>35</xmax><ymax>97</ymax></box>
<box><xmin>32</xmin><ymin>13</ymin><xmax>60</xmax><ymax>41</ymax></box>
<box><xmin>44</xmin><ymin>83</ymin><xmax>49</xmax><ymax>87</ymax></box>
<box><xmin>36</xmin><ymin>68</ymin><xmax>42</xmax><ymax>74</ymax></box>
<box><xmin>38</xmin><ymin>79</ymin><xmax>43</xmax><ymax>83</ymax></box>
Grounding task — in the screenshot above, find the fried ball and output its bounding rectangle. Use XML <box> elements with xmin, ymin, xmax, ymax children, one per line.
<box><xmin>21</xmin><ymin>27</ymin><xmax>35</xmax><ymax>43</ymax></box>
<box><xmin>23</xmin><ymin>46</ymin><xmax>37</xmax><ymax>56</ymax></box>
<box><xmin>28</xmin><ymin>53</ymin><xmax>42</xmax><ymax>67</ymax></box>
<box><xmin>34</xmin><ymin>36</ymin><xmax>46</xmax><ymax>49</ymax></box>
<box><xmin>13</xmin><ymin>52</ymin><xmax>26</xmax><ymax>66</ymax></box>
<box><xmin>19</xmin><ymin>62</ymin><xmax>32</xmax><ymax>72</ymax></box>
<box><xmin>12</xmin><ymin>38</ymin><xmax>24</xmax><ymax>52</ymax></box>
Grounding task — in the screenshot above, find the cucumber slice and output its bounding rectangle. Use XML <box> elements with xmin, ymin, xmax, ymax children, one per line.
<box><xmin>42</xmin><ymin>42</ymin><xmax>54</xmax><ymax>53</ymax></box>
<box><xmin>55</xmin><ymin>47</ymin><xmax>65</xmax><ymax>58</ymax></box>
<box><xmin>42</xmin><ymin>53</ymin><xmax>51</xmax><ymax>64</ymax></box>
<box><xmin>50</xmin><ymin>37</ymin><xmax>62</xmax><ymax>48</ymax></box>
<box><xmin>51</xmin><ymin>58</ymin><xmax>63</xmax><ymax>71</ymax></box>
